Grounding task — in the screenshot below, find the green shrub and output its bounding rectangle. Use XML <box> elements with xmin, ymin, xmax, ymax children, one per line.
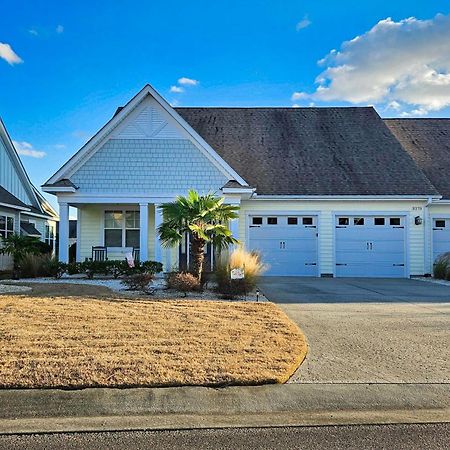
<box><xmin>105</xmin><ymin>260</ymin><xmax>127</xmax><ymax>278</ymax></box>
<box><xmin>75</xmin><ymin>259</ymin><xmax>163</xmax><ymax>279</ymax></box>
<box><xmin>34</xmin><ymin>240</ymin><xmax>53</xmax><ymax>255</ymax></box>
<box><xmin>215</xmin><ymin>248</ymin><xmax>267</xmax><ymax>298</ymax></box>
<box><xmin>42</xmin><ymin>257</ymin><xmax>67</xmax><ymax>279</ymax></box>
<box><xmin>121</xmin><ymin>273</ymin><xmax>154</xmax><ymax>294</ymax></box>
<box><xmin>140</xmin><ymin>261</ymin><xmax>163</xmax><ymax>275</ymax></box>
<box><xmin>433</xmin><ymin>253</ymin><xmax>450</xmax><ymax>280</ymax></box>
<box><xmin>67</xmin><ymin>262</ymin><xmax>81</xmax><ymax>275</ymax></box>
<box><xmin>166</xmin><ymin>272</ymin><xmax>201</xmax><ymax>296</ymax></box>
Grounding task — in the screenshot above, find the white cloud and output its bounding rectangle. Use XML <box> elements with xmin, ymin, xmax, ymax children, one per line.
<box><xmin>295</xmin><ymin>14</ymin><xmax>450</xmax><ymax>116</ymax></box>
<box><xmin>178</xmin><ymin>77</ymin><xmax>199</xmax><ymax>86</ymax></box>
<box><xmin>56</xmin><ymin>25</ymin><xmax>64</xmax><ymax>34</ymax></box>
<box><xmin>170</xmin><ymin>85</ymin><xmax>184</xmax><ymax>93</ymax></box>
<box><xmin>0</xmin><ymin>43</ymin><xmax>23</xmax><ymax>65</ymax></box>
<box><xmin>13</xmin><ymin>141</ymin><xmax>46</xmax><ymax>158</ymax></box>
<box><xmin>291</xmin><ymin>91</ymin><xmax>308</xmax><ymax>101</ymax></box>
<box><xmin>28</xmin><ymin>29</ymin><xmax>39</xmax><ymax>36</ymax></box>
<box><xmin>296</xmin><ymin>15</ymin><xmax>311</xmax><ymax>31</ymax></box>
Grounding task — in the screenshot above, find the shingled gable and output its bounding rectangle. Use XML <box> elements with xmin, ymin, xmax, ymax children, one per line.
<box><xmin>384</xmin><ymin>119</ymin><xmax>450</xmax><ymax>200</ymax></box>
<box><xmin>43</xmin><ymin>84</ymin><xmax>248</xmax><ymax>190</ymax></box>
<box><xmin>176</xmin><ymin>107</ymin><xmax>439</xmax><ymax>197</ymax></box>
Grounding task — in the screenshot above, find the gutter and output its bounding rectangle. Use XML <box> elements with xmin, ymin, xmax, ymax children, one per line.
<box><xmin>250</xmin><ymin>195</ymin><xmax>442</xmax><ymax>201</ymax></box>
<box><xmin>0</xmin><ymin>202</ymin><xmax>31</xmax><ymax>212</ymax></box>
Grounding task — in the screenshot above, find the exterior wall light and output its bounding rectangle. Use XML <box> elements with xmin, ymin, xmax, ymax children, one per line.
<box><xmin>415</xmin><ymin>216</ymin><xmax>423</xmax><ymax>225</ymax></box>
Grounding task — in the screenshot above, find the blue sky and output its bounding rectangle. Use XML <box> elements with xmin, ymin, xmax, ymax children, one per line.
<box><xmin>1</xmin><ymin>0</ymin><xmax>450</xmax><ymax>206</ymax></box>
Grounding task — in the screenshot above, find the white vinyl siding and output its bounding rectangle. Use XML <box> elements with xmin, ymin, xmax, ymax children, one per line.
<box><xmin>240</xmin><ymin>200</ymin><xmax>428</xmax><ymax>277</ymax></box>
<box><xmin>78</xmin><ymin>205</ymin><xmax>155</xmax><ymax>262</ymax></box>
<box><xmin>0</xmin><ymin>136</ymin><xmax>33</xmax><ymax>205</ymax></box>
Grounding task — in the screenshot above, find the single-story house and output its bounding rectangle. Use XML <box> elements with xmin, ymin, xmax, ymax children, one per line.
<box><xmin>0</xmin><ymin>119</ymin><xmax>58</xmax><ymax>270</ymax></box>
<box><xmin>43</xmin><ymin>85</ymin><xmax>450</xmax><ymax>277</ymax></box>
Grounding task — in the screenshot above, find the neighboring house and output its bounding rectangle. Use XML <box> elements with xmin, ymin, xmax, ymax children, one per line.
<box><xmin>0</xmin><ymin>119</ymin><xmax>58</xmax><ymax>270</ymax></box>
<box><xmin>43</xmin><ymin>85</ymin><xmax>450</xmax><ymax>278</ymax></box>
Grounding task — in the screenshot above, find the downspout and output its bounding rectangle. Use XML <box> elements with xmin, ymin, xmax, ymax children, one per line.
<box><xmin>424</xmin><ymin>196</ymin><xmax>433</xmax><ymax>276</ymax></box>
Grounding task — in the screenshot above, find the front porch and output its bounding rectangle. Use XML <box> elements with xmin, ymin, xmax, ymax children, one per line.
<box><xmin>58</xmin><ymin>202</ymin><xmax>177</xmax><ymax>270</ymax></box>
<box><xmin>58</xmin><ymin>199</ymin><xmax>240</xmax><ymax>271</ymax></box>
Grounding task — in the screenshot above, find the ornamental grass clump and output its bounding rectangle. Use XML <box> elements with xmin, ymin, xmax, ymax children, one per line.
<box><xmin>433</xmin><ymin>252</ymin><xmax>450</xmax><ymax>280</ymax></box>
<box><xmin>215</xmin><ymin>248</ymin><xmax>267</xmax><ymax>298</ymax></box>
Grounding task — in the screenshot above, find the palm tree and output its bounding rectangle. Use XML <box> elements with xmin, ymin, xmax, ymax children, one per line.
<box><xmin>0</xmin><ymin>234</ymin><xmax>41</xmax><ymax>276</ymax></box>
<box><xmin>158</xmin><ymin>190</ymin><xmax>239</xmax><ymax>280</ymax></box>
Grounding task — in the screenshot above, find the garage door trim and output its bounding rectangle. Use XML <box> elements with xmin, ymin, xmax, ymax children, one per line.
<box><xmin>332</xmin><ymin>211</ymin><xmax>410</xmax><ymax>278</ymax></box>
<box><xmin>431</xmin><ymin>213</ymin><xmax>450</xmax><ymax>267</ymax></box>
<box><xmin>245</xmin><ymin>210</ymin><xmax>321</xmax><ymax>276</ymax></box>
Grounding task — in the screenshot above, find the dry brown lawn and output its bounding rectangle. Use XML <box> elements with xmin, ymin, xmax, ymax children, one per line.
<box><xmin>0</xmin><ymin>293</ymin><xmax>307</xmax><ymax>389</ymax></box>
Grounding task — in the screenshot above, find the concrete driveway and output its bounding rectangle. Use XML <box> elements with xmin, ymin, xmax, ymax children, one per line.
<box><xmin>258</xmin><ymin>277</ymin><xmax>450</xmax><ymax>384</ymax></box>
<box><xmin>258</xmin><ymin>277</ymin><xmax>450</xmax><ymax>303</ymax></box>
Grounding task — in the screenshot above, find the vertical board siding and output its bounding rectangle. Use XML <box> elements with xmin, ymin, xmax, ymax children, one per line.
<box><xmin>0</xmin><ymin>137</ymin><xmax>33</xmax><ymax>205</ymax></box>
<box><xmin>239</xmin><ymin>199</ymin><xmax>428</xmax><ymax>276</ymax></box>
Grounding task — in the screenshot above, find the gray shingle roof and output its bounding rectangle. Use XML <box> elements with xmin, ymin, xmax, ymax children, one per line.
<box><xmin>384</xmin><ymin>119</ymin><xmax>450</xmax><ymax>200</ymax></box>
<box><xmin>176</xmin><ymin>107</ymin><xmax>438</xmax><ymax>196</ymax></box>
<box><xmin>20</xmin><ymin>222</ymin><xmax>41</xmax><ymax>236</ymax></box>
<box><xmin>0</xmin><ymin>186</ymin><xmax>29</xmax><ymax>209</ymax></box>
<box><xmin>43</xmin><ymin>178</ymin><xmax>78</xmax><ymax>189</ymax></box>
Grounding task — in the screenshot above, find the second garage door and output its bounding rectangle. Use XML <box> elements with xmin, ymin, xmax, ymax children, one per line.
<box><xmin>335</xmin><ymin>215</ymin><xmax>406</xmax><ymax>278</ymax></box>
<box><xmin>432</xmin><ymin>218</ymin><xmax>450</xmax><ymax>263</ymax></box>
<box><xmin>248</xmin><ymin>215</ymin><xmax>318</xmax><ymax>276</ymax></box>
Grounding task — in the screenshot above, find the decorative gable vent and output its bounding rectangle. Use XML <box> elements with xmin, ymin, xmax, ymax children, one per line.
<box><xmin>113</xmin><ymin>101</ymin><xmax>183</xmax><ymax>139</ymax></box>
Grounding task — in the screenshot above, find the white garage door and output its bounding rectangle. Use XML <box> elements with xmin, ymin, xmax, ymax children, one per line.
<box><xmin>433</xmin><ymin>218</ymin><xmax>450</xmax><ymax>263</ymax></box>
<box><xmin>335</xmin><ymin>215</ymin><xmax>406</xmax><ymax>278</ymax></box>
<box><xmin>248</xmin><ymin>215</ymin><xmax>318</xmax><ymax>276</ymax></box>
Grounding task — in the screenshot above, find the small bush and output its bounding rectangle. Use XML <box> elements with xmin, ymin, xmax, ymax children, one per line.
<box><xmin>433</xmin><ymin>253</ymin><xmax>450</xmax><ymax>280</ymax></box>
<box><xmin>20</xmin><ymin>254</ymin><xmax>46</xmax><ymax>278</ymax></box>
<box><xmin>20</xmin><ymin>254</ymin><xmax>66</xmax><ymax>279</ymax></box>
<box><xmin>215</xmin><ymin>248</ymin><xmax>267</xmax><ymax>298</ymax></box>
<box><xmin>42</xmin><ymin>257</ymin><xmax>67</xmax><ymax>279</ymax></box>
<box><xmin>167</xmin><ymin>272</ymin><xmax>201</xmax><ymax>296</ymax></box>
<box><xmin>121</xmin><ymin>273</ymin><xmax>154</xmax><ymax>294</ymax></box>
<box><xmin>140</xmin><ymin>261</ymin><xmax>164</xmax><ymax>275</ymax></box>
<box><xmin>67</xmin><ymin>262</ymin><xmax>81</xmax><ymax>275</ymax></box>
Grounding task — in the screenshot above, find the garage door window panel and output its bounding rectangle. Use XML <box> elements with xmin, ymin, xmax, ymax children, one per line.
<box><xmin>267</xmin><ymin>217</ymin><xmax>278</xmax><ymax>225</ymax></box>
<box><xmin>287</xmin><ymin>217</ymin><xmax>298</xmax><ymax>225</ymax></box>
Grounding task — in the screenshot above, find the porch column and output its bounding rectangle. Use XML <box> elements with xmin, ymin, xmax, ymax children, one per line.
<box><xmin>154</xmin><ymin>204</ymin><xmax>163</xmax><ymax>264</ymax></box>
<box><xmin>139</xmin><ymin>203</ymin><xmax>149</xmax><ymax>261</ymax></box>
<box><xmin>58</xmin><ymin>201</ymin><xmax>69</xmax><ymax>263</ymax></box>
<box><xmin>224</xmin><ymin>197</ymin><xmax>240</xmax><ymax>248</ymax></box>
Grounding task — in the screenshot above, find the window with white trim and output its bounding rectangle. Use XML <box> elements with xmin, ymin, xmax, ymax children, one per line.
<box><xmin>104</xmin><ymin>210</ymin><xmax>140</xmax><ymax>247</ymax></box>
<box><xmin>0</xmin><ymin>215</ymin><xmax>14</xmax><ymax>239</ymax></box>
<box><xmin>45</xmin><ymin>223</ymin><xmax>55</xmax><ymax>247</ymax></box>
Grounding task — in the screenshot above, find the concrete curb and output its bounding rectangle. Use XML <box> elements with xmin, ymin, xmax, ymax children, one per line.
<box><xmin>1</xmin><ymin>383</ymin><xmax>449</xmax><ymax>434</ymax></box>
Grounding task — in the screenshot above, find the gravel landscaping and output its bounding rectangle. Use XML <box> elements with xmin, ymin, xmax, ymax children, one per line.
<box><xmin>3</xmin><ymin>277</ymin><xmax>267</xmax><ymax>302</ymax></box>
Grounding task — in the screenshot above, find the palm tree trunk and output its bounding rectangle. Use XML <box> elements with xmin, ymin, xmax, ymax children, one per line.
<box><xmin>191</xmin><ymin>236</ymin><xmax>205</xmax><ymax>281</ymax></box>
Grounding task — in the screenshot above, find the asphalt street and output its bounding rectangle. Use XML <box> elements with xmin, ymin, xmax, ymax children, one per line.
<box><xmin>0</xmin><ymin>423</ymin><xmax>449</xmax><ymax>450</ymax></box>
